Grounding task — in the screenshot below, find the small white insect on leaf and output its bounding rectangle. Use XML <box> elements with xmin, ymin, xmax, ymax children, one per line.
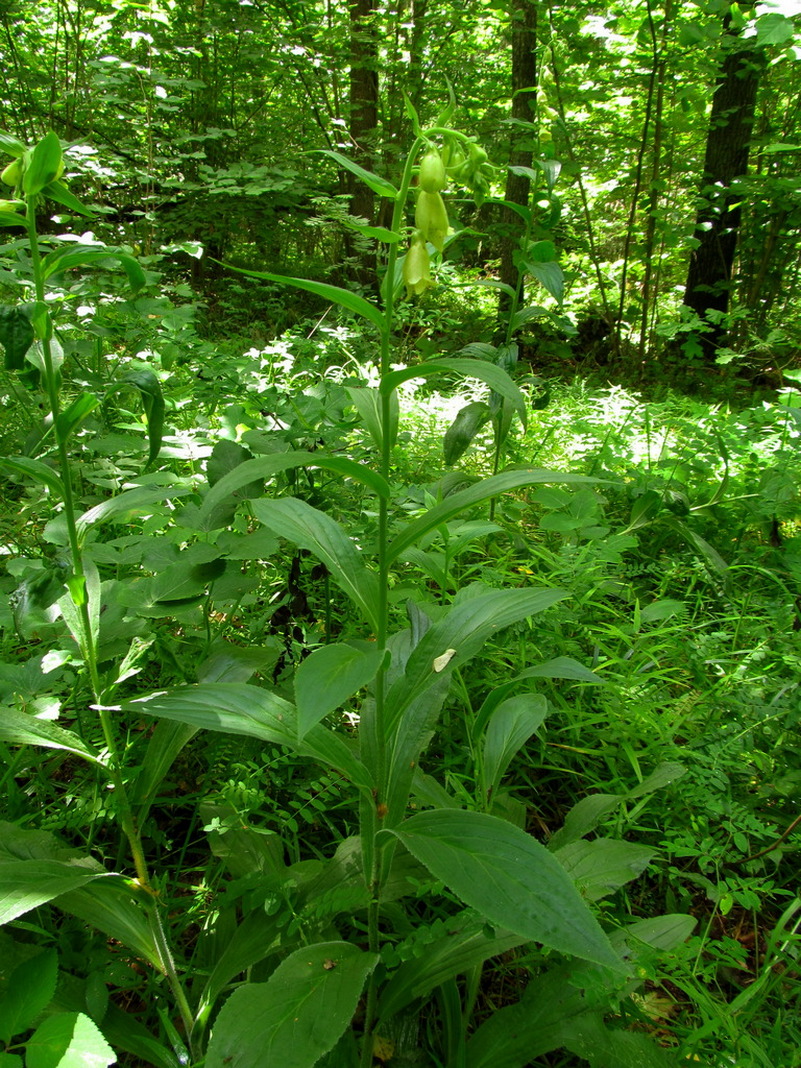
<box><xmin>432</xmin><ymin>648</ymin><xmax>457</xmax><ymax>673</ymax></box>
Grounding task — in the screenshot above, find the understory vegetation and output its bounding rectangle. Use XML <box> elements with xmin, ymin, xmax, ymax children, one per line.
<box><xmin>0</xmin><ymin>2</ymin><xmax>800</xmax><ymax>1067</ymax></box>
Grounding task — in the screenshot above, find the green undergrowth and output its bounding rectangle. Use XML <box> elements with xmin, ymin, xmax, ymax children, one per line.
<box><xmin>0</xmin><ymin>131</ymin><xmax>800</xmax><ymax>1066</ymax></box>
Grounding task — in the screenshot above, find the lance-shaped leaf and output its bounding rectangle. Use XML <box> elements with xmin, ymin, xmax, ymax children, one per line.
<box><xmin>197</xmin><ymin>452</ymin><xmax>389</xmax><ymax>531</ymax></box>
<box><xmin>42</xmin><ymin>244</ymin><xmax>145</xmax><ymax>291</ymax></box>
<box><xmin>204</xmin><ymin>942</ymin><xmax>378</xmax><ymax>1068</ymax></box>
<box><xmin>44</xmin><ymin>179</ymin><xmax>95</xmax><ymax>217</ymax></box>
<box><xmin>107</xmin><ymin>369</ymin><xmax>165</xmax><ymax>466</ymax></box>
<box><xmin>252</xmin><ymin>498</ymin><xmax>380</xmax><ymax>632</ymax></box>
<box><xmin>382</xmin><ymin>358</ymin><xmax>527</xmax><ymax>433</ymax></box>
<box><xmin>387</xmin><ymin>469</ymin><xmax>597</xmax><ymax>564</ymax></box>
<box><xmin>76</xmin><ymin>483</ymin><xmax>192</xmax><ymax>540</ymax></box>
<box><xmin>0</xmin><ymin>130</ymin><xmax>26</xmax><ymax>156</ymax></box>
<box><xmin>55</xmin><ymin>879</ymin><xmax>167</xmax><ymax>973</ymax></box>
<box><xmin>384</xmin><ymin>587</ymin><xmax>566</xmax><ymax>825</ymax></box>
<box><xmin>345</xmin><ymin>385</ymin><xmax>399</xmax><ymax>453</ymax></box>
<box><xmin>55</xmin><ymin>392</ymin><xmax>99</xmax><ymax>444</ymax></box>
<box><xmin>313</xmin><ymin>149</ymin><xmax>399</xmax><ymax>199</ymax></box>
<box><xmin>295</xmin><ymin>643</ymin><xmax>387</xmax><ymax>739</ymax></box>
<box><xmin>377</xmin><ymin>911</ymin><xmax>527</xmax><ymax>1023</ymax></box>
<box><xmin>483</xmin><ymin>693</ymin><xmax>548</xmax><ymax>801</ymax></box>
<box><xmin>553</xmin><ymin>839</ymin><xmax>654</xmax><ymax>902</ymax></box>
<box><xmin>221</xmin><ymin>264</ymin><xmax>385</xmax><ymax>330</ymax></box>
<box><xmin>386</xmin><ymin>587</ymin><xmax>565</xmax><ymax>733</ymax></box>
<box><xmin>122</xmin><ymin>683</ymin><xmax>372</xmax><ymax>790</ymax></box>
<box><xmin>392</xmin><ymin>810</ymin><xmax>623</xmax><ymax>970</ymax></box>
<box><xmin>0</xmin><ymin>822</ymin><xmax>120</xmax><ymax>925</ymax></box>
<box><xmin>0</xmin><ymin>707</ymin><xmax>103</xmax><ymax>765</ymax></box>
<box><xmin>0</xmin><ymin>456</ymin><xmax>64</xmax><ymax>497</ymax></box>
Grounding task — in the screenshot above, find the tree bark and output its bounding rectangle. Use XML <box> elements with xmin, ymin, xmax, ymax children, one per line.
<box><xmin>347</xmin><ymin>0</ymin><xmax>379</xmax><ymax>285</ymax></box>
<box><xmin>683</xmin><ymin>25</ymin><xmax>762</xmax><ymax>358</ymax></box>
<box><xmin>498</xmin><ymin>0</ymin><xmax>537</xmax><ymax>324</ymax></box>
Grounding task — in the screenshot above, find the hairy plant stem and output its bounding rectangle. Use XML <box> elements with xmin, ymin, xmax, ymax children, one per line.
<box><xmin>25</xmin><ymin>193</ymin><xmax>196</xmax><ymax>1053</ymax></box>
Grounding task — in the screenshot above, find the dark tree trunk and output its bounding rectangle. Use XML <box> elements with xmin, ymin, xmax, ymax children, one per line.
<box><xmin>498</xmin><ymin>0</ymin><xmax>537</xmax><ymax>324</ymax></box>
<box><xmin>683</xmin><ymin>28</ymin><xmax>762</xmax><ymax>358</ymax></box>
<box><xmin>348</xmin><ymin>0</ymin><xmax>379</xmax><ymax>285</ymax></box>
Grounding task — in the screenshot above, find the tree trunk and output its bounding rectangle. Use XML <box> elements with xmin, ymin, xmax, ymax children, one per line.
<box><xmin>498</xmin><ymin>0</ymin><xmax>537</xmax><ymax>324</ymax></box>
<box><xmin>683</xmin><ymin>25</ymin><xmax>762</xmax><ymax>358</ymax></box>
<box><xmin>347</xmin><ymin>0</ymin><xmax>379</xmax><ymax>285</ymax></box>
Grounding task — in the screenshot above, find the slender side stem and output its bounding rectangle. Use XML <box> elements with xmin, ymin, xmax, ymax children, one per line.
<box><xmin>26</xmin><ymin>193</ymin><xmax>196</xmax><ymax>1053</ymax></box>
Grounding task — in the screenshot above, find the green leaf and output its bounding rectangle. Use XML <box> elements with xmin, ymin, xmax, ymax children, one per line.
<box><xmin>129</xmin><ymin>720</ymin><xmax>198</xmax><ymax>826</ymax></box>
<box><xmin>221</xmin><ymin>265</ymin><xmax>385</xmax><ymax>330</ymax></box>
<box><xmin>387</xmin><ymin>587</ymin><xmax>566</xmax><ymax>734</ymax></box>
<box><xmin>382</xmin><ymin>358</ymin><xmax>527</xmax><ymax>433</ymax></box>
<box><xmin>392</xmin><ymin>810</ymin><xmax>622</xmax><ymax>970</ymax></box>
<box><xmin>204</xmin><ymin>942</ymin><xmax>378</xmax><ymax>1068</ymax></box>
<box><xmin>536</xmin><ymin>157</ymin><xmax>562</xmax><ymax>194</ymax></box>
<box><xmin>547</xmin><ymin>794</ymin><xmax>622</xmax><ymax>852</ymax></box>
<box><xmin>295</xmin><ymin>643</ymin><xmax>387</xmax><ymax>739</ymax></box>
<box><xmin>58</xmin><ymin>555</ymin><xmax>100</xmax><ymax>661</ymax></box>
<box><xmin>55</xmin><ymin>392</ymin><xmax>99</xmax><ymax>443</ymax></box>
<box><xmin>444</xmin><ymin>401</ymin><xmax>492</xmax><ymax>465</ymax></box>
<box><xmin>517</xmin><ymin>656</ymin><xmax>603</xmax><ymax>684</ymax></box>
<box><xmin>466</xmin><ymin>964</ymin><xmax>673</xmax><ymax>1068</ymax></box>
<box><xmin>509</xmin><ymin>305</ymin><xmax>551</xmax><ymax>332</ymax></box>
<box><xmin>76</xmin><ymin>483</ymin><xmax>192</xmax><ymax>539</ymax></box>
<box><xmin>113</xmin><ymin>369</ymin><xmax>165</xmax><ymax>466</ymax></box>
<box><xmin>54</xmin><ymin>880</ymin><xmax>165</xmax><ymax>973</ymax></box>
<box><xmin>554</xmin><ymin>839</ymin><xmax>653</xmax><ymax>902</ymax></box>
<box><xmin>196</xmin><ymin>909</ymin><xmax>287</xmax><ymax>1026</ymax></box>
<box><xmin>755</xmin><ymin>12</ymin><xmax>795</xmax><ymax>47</ymax></box>
<box><xmin>251</xmin><ymin>498</ymin><xmax>380</xmax><ymax>631</ymax></box>
<box><xmin>626</xmin><ymin>761</ymin><xmax>686</xmax><ymax>798</ymax></box>
<box><xmin>0</xmin><ymin>131</ymin><xmax>26</xmax><ymax>157</ymax></box>
<box><xmin>340</xmin><ymin>218</ymin><xmax>400</xmax><ymax>243</ymax></box>
<box><xmin>387</xmin><ymin>469</ymin><xmax>596</xmax><ymax>564</ymax></box>
<box><xmin>0</xmin><ymin>456</ymin><xmax>64</xmax><ymax>497</ymax></box>
<box><xmin>622</xmin><ymin>914</ymin><xmax>696</xmax><ymax>953</ymax></box>
<box><xmin>0</xmin><ymin>707</ymin><xmax>103</xmax><ymax>765</ymax></box>
<box><xmin>313</xmin><ymin>149</ymin><xmax>399</xmax><ymax>199</ymax></box>
<box><xmin>483</xmin><ymin>694</ymin><xmax>548</xmax><ymax>800</ymax></box>
<box><xmin>0</xmin><ymin>857</ymin><xmax>115</xmax><ymax>925</ymax></box>
<box><xmin>197</xmin><ymin>452</ymin><xmax>389</xmax><ymax>532</ymax></box>
<box><xmin>122</xmin><ymin>684</ymin><xmax>372</xmax><ymax>790</ymax></box>
<box><xmin>43</xmin><ymin>180</ymin><xmax>95</xmax><ymax>217</ymax></box>
<box><xmin>0</xmin><ymin>949</ymin><xmax>57</xmax><ymax>1043</ymax></box>
<box><xmin>26</xmin><ymin>1011</ymin><xmax>115</xmax><ymax>1068</ymax></box>
<box><xmin>523</xmin><ymin>259</ymin><xmax>564</xmax><ymax>304</ymax></box>
<box><xmin>345</xmin><ymin>386</ymin><xmax>398</xmax><ymax>453</ymax></box>
<box><xmin>42</xmin><ymin>245</ymin><xmax>144</xmax><ymax>290</ymax></box>
<box><xmin>99</xmin><ymin>1005</ymin><xmax>180</xmax><ymax>1068</ymax></box>
<box><xmin>22</xmin><ymin>132</ymin><xmax>62</xmax><ymax>196</ymax></box>
<box><xmin>0</xmin><ymin>306</ymin><xmax>34</xmax><ymax>370</ymax></box>
<box><xmin>377</xmin><ymin>911</ymin><xmax>527</xmax><ymax>1023</ymax></box>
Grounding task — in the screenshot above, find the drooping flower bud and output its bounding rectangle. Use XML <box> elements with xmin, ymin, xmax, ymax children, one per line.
<box><xmin>419</xmin><ymin>150</ymin><xmax>446</xmax><ymax>193</ymax></box>
<box><xmin>1</xmin><ymin>159</ymin><xmax>22</xmax><ymax>187</ymax></box>
<box><xmin>403</xmin><ymin>230</ymin><xmax>432</xmax><ymax>299</ymax></box>
<box><xmin>415</xmin><ymin>191</ymin><xmax>449</xmax><ymax>253</ymax></box>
